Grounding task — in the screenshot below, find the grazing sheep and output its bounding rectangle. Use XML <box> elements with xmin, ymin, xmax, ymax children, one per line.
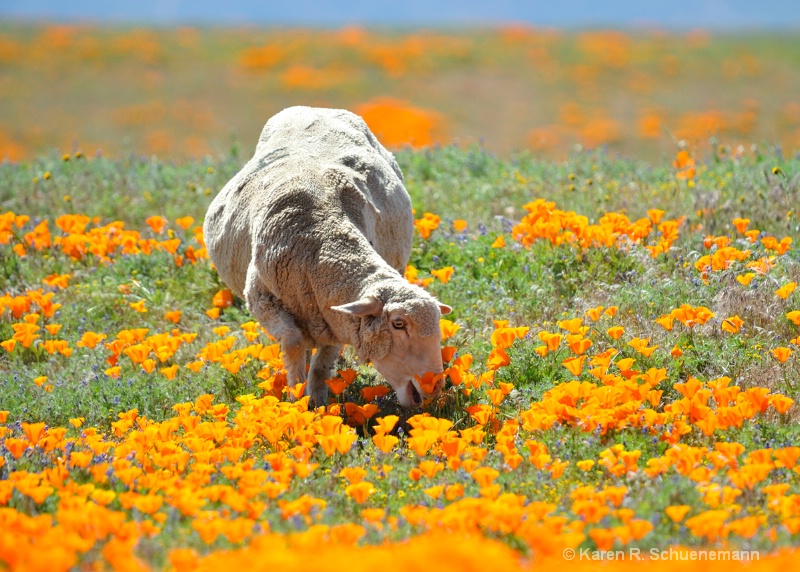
<box><xmin>203</xmin><ymin>106</ymin><xmax>451</xmax><ymax>407</ymax></box>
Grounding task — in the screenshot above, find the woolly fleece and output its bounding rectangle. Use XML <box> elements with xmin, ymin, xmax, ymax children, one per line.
<box><xmin>203</xmin><ymin>106</ymin><xmax>447</xmax><ymax>405</ymax></box>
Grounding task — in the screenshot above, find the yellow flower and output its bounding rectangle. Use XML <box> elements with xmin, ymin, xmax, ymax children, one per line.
<box><xmin>737</xmin><ymin>273</ymin><xmax>755</xmax><ymax>286</ymax></box>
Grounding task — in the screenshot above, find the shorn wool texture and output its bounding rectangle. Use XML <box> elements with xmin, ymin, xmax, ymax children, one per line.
<box><xmin>204</xmin><ymin>106</ymin><xmax>451</xmax><ymax>408</ymax></box>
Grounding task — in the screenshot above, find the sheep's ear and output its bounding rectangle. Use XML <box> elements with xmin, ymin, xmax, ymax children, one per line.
<box><xmin>439</xmin><ymin>303</ymin><xmax>453</xmax><ymax>315</ymax></box>
<box><xmin>332</xmin><ymin>296</ymin><xmax>383</xmax><ymax>317</ymax></box>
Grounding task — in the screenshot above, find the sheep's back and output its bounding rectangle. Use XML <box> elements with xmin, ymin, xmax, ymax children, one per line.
<box><xmin>255</xmin><ymin>106</ymin><xmax>413</xmax><ymax>272</ymax></box>
<box><xmin>204</xmin><ymin>106</ymin><xmax>413</xmax><ymax>301</ymax></box>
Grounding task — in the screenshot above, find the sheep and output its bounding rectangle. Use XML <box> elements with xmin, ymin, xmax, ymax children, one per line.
<box><xmin>203</xmin><ymin>106</ymin><xmax>451</xmax><ymax>408</ymax></box>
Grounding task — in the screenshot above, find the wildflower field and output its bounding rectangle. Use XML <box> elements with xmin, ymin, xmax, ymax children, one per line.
<box><xmin>2</xmin><ymin>19</ymin><xmax>800</xmax><ymax>572</ymax></box>
<box><xmin>0</xmin><ymin>142</ymin><xmax>799</xmax><ymax>571</ymax></box>
<box><xmin>1</xmin><ymin>24</ymin><xmax>800</xmax><ymax>160</ymax></box>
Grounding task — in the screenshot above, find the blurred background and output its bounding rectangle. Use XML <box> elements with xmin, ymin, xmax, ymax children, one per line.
<box><xmin>1</xmin><ymin>1</ymin><xmax>799</xmax><ymax>161</ymax></box>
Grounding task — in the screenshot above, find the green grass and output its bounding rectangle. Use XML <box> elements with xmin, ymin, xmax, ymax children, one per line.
<box><xmin>1</xmin><ymin>146</ymin><xmax>800</xmax><ymax>563</ymax></box>
<box><xmin>1</xmin><ymin>144</ymin><xmax>798</xmax><ymax>427</ymax></box>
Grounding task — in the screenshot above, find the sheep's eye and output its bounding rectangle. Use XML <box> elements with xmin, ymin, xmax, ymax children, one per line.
<box><xmin>392</xmin><ymin>319</ymin><xmax>405</xmax><ymax>330</ymax></box>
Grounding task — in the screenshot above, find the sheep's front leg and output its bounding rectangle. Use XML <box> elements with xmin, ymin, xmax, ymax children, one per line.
<box><xmin>244</xmin><ymin>267</ymin><xmax>307</xmax><ymax>393</ymax></box>
<box><xmin>279</xmin><ymin>332</ymin><xmax>307</xmax><ymax>393</ymax></box>
<box><xmin>307</xmin><ymin>344</ymin><xmax>341</xmax><ymax>408</ymax></box>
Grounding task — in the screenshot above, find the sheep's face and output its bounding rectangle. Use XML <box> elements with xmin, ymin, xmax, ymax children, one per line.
<box><xmin>372</xmin><ymin>302</ymin><xmax>450</xmax><ymax>407</ymax></box>
<box><xmin>332</xmin><ymin>292</ymin><xmax>451</xmax><ymax>407</ymax></box>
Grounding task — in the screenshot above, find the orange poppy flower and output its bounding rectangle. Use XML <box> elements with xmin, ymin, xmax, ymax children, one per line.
<box><xmin>489</xmin><ymin>328</ymin><xmax>516</xmax><ymax>350</ymax></box>
<box><xmin>145</xmin><ymin>216</ymin><xmax>168</xmax><ymax>234</ymax></box>
<box><xmin>776</xmin><ymin>282</ymin><xmax>797</xmax><ymax>300</ymax></box>
<box><xmin>439</xmin><ymin>319</ymin><xmax>460</xmax><ymax>340</ymax></box>
<box><xmin>165</xmin><ymin>310</ymin><xmax>182</xmax><ymax>323</ymax></box>
<box><xmin>655</xmin><ymin>315</ymin><xmax>675</xmax><ymax>330</ymax></box>
<box><xmin>5</xmin><ymin>438</ymin><xmax>29</xmax><ymax>459</ymax></box>
<box><xmin>562</xmin><ymin>355</ymin><xmax>586</xmax><ymax>376</ymax></box>
<box><xmin>373</xmin><ymin>415</ymin><xmax>399</xmax><ymax>436</ymax></box>
<box><xmin>557</xmin><ymin>317</ymin><xmax>584</xmax><ymax>334</ymax></box>
<box><xmin>584</xmin><ymin>306</ymin><xmax>603</xmax><ymax>321</ymax></box>
<box><xmin>21</xmin><ymin>421</ymin><xmax>46</xmax><ymax>445</ymax></box>
<box><xmin>648</xmin><ymin>209</ymin><xmax>665</xmax><ymax>224</ymax></box>
<box><xmin>471</xmin><ymin>466</ymin><xmax>499</xmax><ymax>487</ymax></box>
<box><xmin>372</xmin><ymin>433</ymin><xmax>399</xmax><ymax>454</ymax></box>
<box><xmin>430</xmin><ymin>266</ymin><xmax>454</xmax><ymax>284</ymax></box>
<box><xmin>345</xmin><ymin>481</ymin><xmax>376</xmax><ymax>504</ymax></box>
<box><xmin>568</xmin><ymin>338</ymin><xmax>592</xmax><ymax>355</ymax></box>
<box><xmin>339</xmin><ymin>467</ymin><xmax>367</xmax><ymax>484</ymax></box>
<box><xmin>160</xmin><ymin>365</ymin><xmax>179</xmax><ymax>380</ymax></box>
<box><xmin>486</xmin><ymin>347</ymin><xmax>511</xmax><ymax>370</ymax></box>
<box><xmin>175</xmin><ymin>216</ymin><xmax>195</xmax><ymax>230</ymax></box>
<box><xmin>325</xmin><ymin>378</ymin><xmax>349</xmax><ymax>395</ymax></box>
<box><xmin>665</xmin><ymin>505</ymin><xmax>691</xmax><ymax>522</ymax></box>
<box><xmin>538</xmin><ymin>331</ymin><xmax>563</xmax><ymax>351</ymax></box>
<box><xmin>77</xmin><ymin>331</ymin><xmax>106</xmax><ymax>349</ymax></box>
<box><xmin>414</xmin><ymin>213</ymin><xmax>440</xmax><ymax>239</ymax></box>
<box><xmin>407</xmin><ymin>433</ymin><xmax>437</xmax><ymax>457</ymax></box>
<box><xmin>359</xmin><ymin>385</ymin><xmax>390</xmax><ymax>402</ymax></box>
<box><xmin>732</xmin><ymin>217</ymin><xmax>750</xmax><ymax>233</ymax></box>
<box><xmin>628</xmin><ymin>337</ymin><xmax>657</xmax><ymax>357</ymax></box>
<box><xmin>11</xmin><ymin>322</ymin><xmax>40</xmax><ymax>348</ymax></box>
<box><xmin>721</xmin><ymin>315</ymin><xmax>744</xmax><ymax>333</ymax></box>
<box><xmin>772</xmin><ymin>347</ymin><xmax>792</xmax><ymax>363</ymax></box>
<box><xmin>441</xmin><ymin>346</ymin><xmax>457</xmax><ymax>363</ymax></box>
<box><xmin>773</xmin><ymin>447</ymin><xmax>800</xmax><ymax>469</ymax></box>
<box><xmin>212</xmin><ymin>289</ymin><xmax>234</xmax><ymax>308</ymax></box>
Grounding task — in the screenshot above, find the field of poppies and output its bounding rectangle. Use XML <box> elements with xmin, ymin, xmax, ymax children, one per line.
<box><xmin>2</xmin><ymin>17</ymin><xmax>800</xmax><ymax>572</ymax></box>
<box><xmin>1</xmin><ymin>24</ymin><xmax>800</xmax><ymax>161</ymax></box>
<box><xmin>0</xmin><ymin>140</ymin><xmax>798</xmax><ymax>571</ymax></box>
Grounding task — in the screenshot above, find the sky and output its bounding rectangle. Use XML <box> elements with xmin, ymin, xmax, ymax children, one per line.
<box><xmin>2</xmin><ymin>0</ymin><xmax>799</xmax><ymax>29</ymax></box>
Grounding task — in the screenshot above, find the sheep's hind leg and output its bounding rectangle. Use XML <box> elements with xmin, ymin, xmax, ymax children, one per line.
<box><xmin>244</xmin><ymin>278</ymin><xmax>307</xmax><ymax>395</ymax></box>
<box><xmin>307</xmin><ymin>344</ymin><xmax>341</xmax><ymax>408</ymax></box>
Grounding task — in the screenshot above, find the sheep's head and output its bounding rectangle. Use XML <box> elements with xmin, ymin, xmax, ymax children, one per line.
<box><xmin>332</xmin><ymin>285</ymin><xmax>451</xmax><ymax>407</ymax></box>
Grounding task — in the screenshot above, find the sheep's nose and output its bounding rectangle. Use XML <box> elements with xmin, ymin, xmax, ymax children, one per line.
<box><xmin>411</xmin><ymin>383</ymin><xmax>423</xmax><ymax>406</ymax></box>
